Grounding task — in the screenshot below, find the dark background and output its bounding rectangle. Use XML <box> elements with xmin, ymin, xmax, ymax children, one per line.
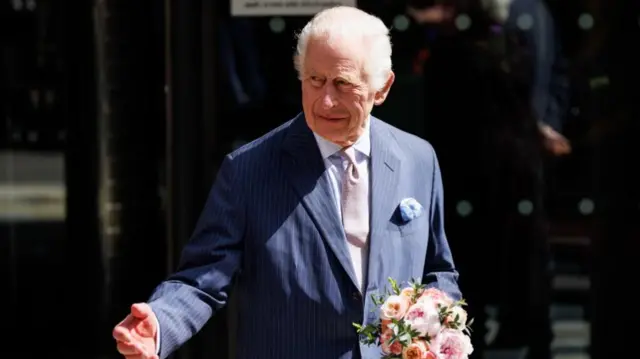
<box><xmin>1</xmin><ymin>0</ymin><xmax>638</xmax><ymax>358</ymax></box>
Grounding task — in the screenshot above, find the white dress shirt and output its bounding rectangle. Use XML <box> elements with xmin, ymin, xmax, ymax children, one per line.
<box><xmin>312</xmin><ymin>120</ymin><xmax>371</xmax><ymax>290</ymax></box>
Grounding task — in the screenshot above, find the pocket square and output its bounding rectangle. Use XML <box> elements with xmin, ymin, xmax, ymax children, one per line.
<box><xmin>399</xmin><ymin>197</ymin><xmax>423</xmax><ymax>223</ymax></box>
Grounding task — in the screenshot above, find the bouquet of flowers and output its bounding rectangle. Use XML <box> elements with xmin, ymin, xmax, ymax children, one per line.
<box><xmin>353</xmin><ymin>278</ymin><xmax>474</xmax><ymax>359</ymax></box>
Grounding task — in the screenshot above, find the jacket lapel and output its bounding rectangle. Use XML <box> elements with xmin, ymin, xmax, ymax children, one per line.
<box><xmin>281</xmin><ymin>114</ymin><xmax>359</xmax><ymax>288</ymax></box>
<box><xmin>367</xmin><ymin>118</ymin><xmax>401</xmax><ymax>291</ymax></box>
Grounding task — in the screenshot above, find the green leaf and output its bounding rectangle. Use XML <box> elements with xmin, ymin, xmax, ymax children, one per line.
<box><xmin>467</xmin><ymin>317</ymin><xmax>475</xmax><ymax>329</ymax></box>
<box><xmin>388</xmin><ymin>277</ymin><xmax>400</xmax><ymax>295</ymax></box>
<box><xmin>371</xmin><ymin>293</ymin><xmax>386</xmax><ymax>306</ymax></box>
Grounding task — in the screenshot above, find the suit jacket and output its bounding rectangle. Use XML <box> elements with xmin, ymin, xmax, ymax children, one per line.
<box><xmin>148</xmin><ymin>113</ymin><xmax>461</xmax><ymax>359</ymax></box>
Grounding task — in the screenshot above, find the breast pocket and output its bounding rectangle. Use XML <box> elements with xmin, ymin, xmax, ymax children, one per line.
<box><xmin>387</xmin><ymin>216</ymin><xmax>428</xmax><ymax>237</ymax></box>
<box><xmin>402</xmin><ymin>218</ymin><xmax>429</xmax><ymax>237</ymax></box>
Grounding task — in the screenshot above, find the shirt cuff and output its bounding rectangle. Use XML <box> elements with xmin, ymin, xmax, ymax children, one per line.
<box><xmin>154</xmin><ymin>314</ymin><xmax>161</xmax><ymax>354</ymax></box>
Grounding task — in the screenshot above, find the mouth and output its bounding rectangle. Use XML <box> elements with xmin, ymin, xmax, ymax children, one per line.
<box><xmin>318</xmin><ymin>115</ymin><xmax>348</xmax><ymax>122</ymax></box>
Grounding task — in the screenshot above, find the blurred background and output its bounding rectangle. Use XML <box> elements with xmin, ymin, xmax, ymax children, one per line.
<box><xmin>1</xmin><ymin>0</ymin><xmax>638</xmax><ymax>358</ymax></box>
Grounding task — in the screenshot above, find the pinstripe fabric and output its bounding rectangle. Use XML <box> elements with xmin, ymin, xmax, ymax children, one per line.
<box><xmin>148</xmin><ymin>113</ymin><xmax>461</xmax><ymax>359</ymax></box>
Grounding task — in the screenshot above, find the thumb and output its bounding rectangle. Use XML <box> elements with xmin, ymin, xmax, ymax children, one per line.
<box><xmin>131</xmin><ymin>303</ymin><xmax>153</xmax><ymax>320</ymax></box>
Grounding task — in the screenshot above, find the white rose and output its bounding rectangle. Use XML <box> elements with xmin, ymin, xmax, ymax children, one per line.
<box><xmin>446</xmin><ymin>305</ymin><xmax>468</xmax><ymax>329</ymax></box>
<box><xmin>403</xmin><ymin>298</ymin><xmax>441</xmax><ymax>338</ymax></box>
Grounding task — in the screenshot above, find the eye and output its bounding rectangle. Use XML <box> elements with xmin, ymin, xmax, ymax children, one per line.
<box><xmin>309</xmin><ymin>76</ymin><xmax>324</xmax><ymax>86</ymax></box>
<box><xmin>335</xmin><ymin>79</ymin><xmax>350</xmax><ymax>87</ymax></box>
<box><xmin>334</xmin><ymin>78</ymin><xmax>355</xmax><ymax>90</ymax></box>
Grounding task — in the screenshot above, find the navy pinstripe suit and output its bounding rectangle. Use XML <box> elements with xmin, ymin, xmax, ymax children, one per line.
<box><xmin>148</xmin><ymin>113</ymin><xmax>461</xmax><ymax>359</ymax></box>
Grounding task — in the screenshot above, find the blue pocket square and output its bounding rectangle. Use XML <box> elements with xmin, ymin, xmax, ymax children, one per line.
<box><xmin>399</xmin><ymin>197</ymin><xmax>423</xmax><ymax>223</ymax></box>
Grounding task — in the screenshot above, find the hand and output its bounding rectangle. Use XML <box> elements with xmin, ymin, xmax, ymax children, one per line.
<box><xmin>539</xmin><ymin>123</ymin><xmax>572</xmax><ymax>156</ymax></box>
<box><xmin>113</xmin><ymin>303</ymin><xmax>159</xmax><ymax>359</ymax></box>
<box><xmin>407</xmin><ymin>5</ymin><xmax>454</xmax><ymax>24</ymax></box>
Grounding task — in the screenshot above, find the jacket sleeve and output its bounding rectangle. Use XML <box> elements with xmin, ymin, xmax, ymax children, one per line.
<box><xmin>148</xmin><ymin>154</ymin><xmax>245</xmax><ymax>358</ymax></box>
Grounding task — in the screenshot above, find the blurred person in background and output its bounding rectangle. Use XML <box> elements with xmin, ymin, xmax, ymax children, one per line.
<box><xmin>408</xmin><ymin>0</ymin><xmax>569</xmax><ymax>357</ymax></box>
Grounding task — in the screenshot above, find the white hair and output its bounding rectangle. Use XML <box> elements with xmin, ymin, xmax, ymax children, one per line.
<box><xmin>294</xmin><ymin>6</ymin><xmax>393</xmax><ymax>91</ymax></box>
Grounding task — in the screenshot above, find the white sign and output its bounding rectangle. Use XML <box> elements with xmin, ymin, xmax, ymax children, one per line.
<box><xmin>231</xmin><ymin>1</ymin><xmax>357</xmax><ymax>16</ymax></box>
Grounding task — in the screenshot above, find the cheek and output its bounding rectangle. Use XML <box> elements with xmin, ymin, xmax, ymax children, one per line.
<box><xmin>351</xmin><ymin>95</ymin><xmax>371</xmax><ymax>117</ymax></box>
<box><xmin>302</xmin><ymin>92</ymin><xmax>319</xmax><ymax>110</ymax></box>
<box><xmin>302</xmin><ymin>84</ymin><xmax>319</xmax><ymax>98</ymax></box>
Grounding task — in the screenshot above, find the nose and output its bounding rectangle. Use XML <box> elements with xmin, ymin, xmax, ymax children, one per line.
<box><xmin>320</xmin><ymin>86</ymin><xmax>338</xmax><ymax>109</ymax></box>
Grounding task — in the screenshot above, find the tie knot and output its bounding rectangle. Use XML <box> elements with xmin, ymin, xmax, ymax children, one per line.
<box><xmin>340</xmin><ymin>146</ymin><xmax>357</xmax><ymax>164</ymax></box>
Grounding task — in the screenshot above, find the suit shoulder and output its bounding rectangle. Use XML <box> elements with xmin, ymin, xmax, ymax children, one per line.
<box><xmin>224</xmin><ymin>118</ymin><xmax>294</xmax><ymax>162</ymax></box>
<box><xmin>374</xmin><ymin>118</ymin><xmax>437</xmax><ymax>160</ymax></box>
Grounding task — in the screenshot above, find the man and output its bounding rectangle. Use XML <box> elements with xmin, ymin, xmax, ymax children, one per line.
<box><xmin>112</xmin><ymin>6</ymin><xmax>461</xmax><ymax>359</ymax></box>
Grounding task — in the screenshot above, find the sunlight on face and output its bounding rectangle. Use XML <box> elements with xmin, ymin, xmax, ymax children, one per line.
<box><xmin>301</xmin><ymin>35</ymin><xmax>393</xmax><ymax>147</ymax></box>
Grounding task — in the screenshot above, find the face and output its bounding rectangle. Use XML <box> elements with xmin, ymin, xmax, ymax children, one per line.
<box><xmin>300</xmin><ymin>35</ymin><xmax>394</xmax><ymax>147</ymax></box>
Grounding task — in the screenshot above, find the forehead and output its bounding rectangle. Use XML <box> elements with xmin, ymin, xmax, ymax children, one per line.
<box><xmin>304</xmin><ymin>36</ymin><xmax>366</xmax><ymax>78</ymax></box>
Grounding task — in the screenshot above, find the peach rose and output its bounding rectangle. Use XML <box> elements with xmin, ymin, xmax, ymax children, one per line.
<box><xmin>380</xmin><ymin>331</ymin><xmax>403</xmax><ymax>356</ymax></box>
<box><xmin>402</xmin><ymin>340</ymin><xmax>430</xmax><ymax>359</ymax></box>
<box><xmin>381</xmin><ymin>295</ymin><xmax>410</xmax><ymax>320</ymax></box>
<box><xmin>381</xmin><ymin>319</ymin><xmax>392</xmax><ymax>332</ymax></box>
<box><xmin>400</xmin><ymin>287</ymin><xmax>416</xmax><ymax>301</ymax></box>
<box><xmin>380</xmin><ymin>331</ymin><xmax>393</xmax><ymax>354</ymax></box>
<box><xmin>390</xmin><ymin>341</ymin><xmax>404</xmax><ymax>356</ymax></box>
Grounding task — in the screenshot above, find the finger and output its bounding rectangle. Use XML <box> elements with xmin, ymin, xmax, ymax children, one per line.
<box><xmin>117</xmin><ymin>340</ymin><xmax>141</xmax><ymax>355</ymax></box>
<box><xmin>135</xmin><ymin>316</ymin><xmax>156</xmax><ymax>337</ymax></box>
<box><xmin>118</xmin><ymin>340</ymin><xmax>155</xmax><ymax>358</ymax></box>
<box><xmin>113</xmin><ymin>325</ymin><xmax>134</xmax><ymax>343</ymax></box>
<box><xmin>131</xmin><ymin>303</ymin><xmax>153</xmax><ymax>320</ymax></box>
<box><xmin>555</xmin><ymin>141</ymin><xmax>570</xmax><ymax>153</ymax></box>
<box><xmin>125</xmin><ymin>354</ymin><xmax>159</xmax><ymax>359</ymax></box>
<box><xmin>124</xmin><ymin>347</ymin><xmax>158</xmax><ymax>359</ymax></box>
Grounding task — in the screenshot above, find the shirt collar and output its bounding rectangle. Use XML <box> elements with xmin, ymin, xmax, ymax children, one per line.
<box><xmin>313</xmin><ymin>117</ymin><xmax>371</xmax><ymax>160</ymax></box>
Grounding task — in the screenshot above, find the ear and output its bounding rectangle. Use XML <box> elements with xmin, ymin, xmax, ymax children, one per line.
<box><xmin>374</xmin><ymin>71</ymin><xmax>395</xmax><ymax>106</ymax></box>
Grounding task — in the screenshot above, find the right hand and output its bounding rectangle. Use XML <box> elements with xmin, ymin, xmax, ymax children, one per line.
<box><xmin>113</xmin><ymin>303</ymin><xmax>159</xmax><ymax>359</ymax></box>
<box><xmin>407</xmin><ymin>5</ymin><xmax>454</xmax><ymax>24</ymax></box>
<box><xmin>539</xmin><ymin>123</ymin><xmax>572</xmax><ymax>156</ymax></box>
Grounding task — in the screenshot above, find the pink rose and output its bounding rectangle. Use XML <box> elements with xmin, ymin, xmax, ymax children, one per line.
<box><xmin>402</xmin><ymin>340</ymin><xmax>430</xmax><ymax>359</ymax></box>
<box><xmin>432</xmin><ymin>328</ymin><xmax>473</xmax><ymax>359</ymax></box>
<box><xmin>381</xmin><ymin>295</ymin><xmax>410</xmax><ymax>320</ymax></box>
<box><xmin>403</xmin><ymin>299</ymin><xmax>441</xmax><ymax>338</ymax></box>
<box><xmin>420</xmin><ymin>288</ymin><xmax>453</xmax><ymax>309</ymax></box>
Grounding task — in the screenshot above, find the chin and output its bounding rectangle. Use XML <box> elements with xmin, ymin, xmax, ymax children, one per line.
<box><xmin>316</xmin><ymin>117</ymin><xmax>349</xmax><ymax>132</ymax></box>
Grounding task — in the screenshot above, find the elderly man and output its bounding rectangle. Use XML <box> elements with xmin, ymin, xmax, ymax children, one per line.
<box><xmin>112</xmin><ymin>6</ymin><xmax>461</xmax><ymax>359</ymax></box>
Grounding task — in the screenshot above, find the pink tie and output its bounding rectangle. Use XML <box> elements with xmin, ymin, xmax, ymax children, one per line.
<box><xmin>340</xmin><ymin>147</ymin><xmax>369</xmax><ymax>291</ymax></box>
